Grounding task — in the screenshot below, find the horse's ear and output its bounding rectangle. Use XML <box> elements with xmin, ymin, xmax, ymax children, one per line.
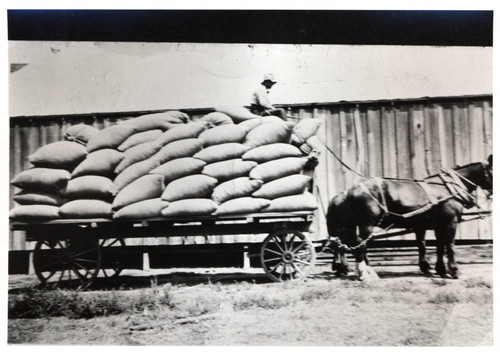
<box><xmin>487</xmin><ymin>154</ymin><xmax>492</xmax><ymax>168</ymax></box>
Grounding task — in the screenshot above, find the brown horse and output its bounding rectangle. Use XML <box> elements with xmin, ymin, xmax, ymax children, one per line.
<box><xmin>325</xmin><ymin>156</ymin><xmax>492</xmax><ymax>280</ymax></box>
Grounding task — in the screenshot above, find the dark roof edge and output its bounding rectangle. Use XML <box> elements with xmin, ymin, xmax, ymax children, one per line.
<box><xmin>10</xmin><ymin>94</ymin><xmax>493</xmax><ymax>122</ymax></box>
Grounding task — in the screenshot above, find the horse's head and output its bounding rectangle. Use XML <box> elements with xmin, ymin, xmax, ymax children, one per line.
<box><xmin>483</xmin><ymin>154</ymin><xmax>493</xmax><ymax>196</ymax></box>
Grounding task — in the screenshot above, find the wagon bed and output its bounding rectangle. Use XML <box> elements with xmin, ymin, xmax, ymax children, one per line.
<box><xmin>11</xmin><ymin>211</ymin><xmax>317</xmax><ymax>289</ymax></box>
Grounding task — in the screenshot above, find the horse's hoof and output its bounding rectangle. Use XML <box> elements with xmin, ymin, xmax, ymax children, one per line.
<box><xmin>419</xmin><ymin>262</ymin><xmax>431</xmax><ymax>275</ymax></box>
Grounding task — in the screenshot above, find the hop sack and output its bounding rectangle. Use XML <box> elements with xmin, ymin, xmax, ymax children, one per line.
<box><xmin>161</xmin><ymin>174</ymin><xmax>218</xmax><ymax>202</ymax></box>
<box><xmin>13</xmin><ymin>191</ymin><xmax>66</xmax><ymax>206</ymax></box>
<box><xmin>264</xmin><ymin>192</ymin><xmax>318</xmax><ymax>212</ymax></box>
<box><xmin>242</xmin><ymin>143</ymin><xmax>302</xmax><ymax>163</ymax></box>
<box><xmin>150</xmin><ymin>157</ymin><xmax>206</xmax><ymax>183</ymax></box>
<box><xmin>244</xmin><ymin>121</ymin><xmax>295</xmax><ymax>148</ymax></box>
<box><xmin>292</xmin><ymin>118</ymin><xmax>322</xmax><ymax>143</ymax></box>
<box><xmin>252</xmin><ymin>174</ymin><xmax>311</xmax><ymax>199</ymax></box>
<box><xmin>155</xmin><ymin>122</ymin><xmax>207</xmax><ymax>147</ymax></box>
<box><xmin>113</xmin><ymin>198</ymin><xmax>169</xmax><ymax>220</ymax></box>
<box><xmin>59</xmin><ymin>200</ymin><xmax>112</xmax><ymax>219</ymax></box>
<box><xmin>119</xmin><ymin>111</ymin><xmax>189</xmax><ymax>132</ymax></box>
<box><xmin>11</xmin><ymin>168</ymin><xmax>71</xmax><ymax>193</ymax></box>
<box><xmin>153</xmin><ymin>138</ymin><xmax>203</xmax><ymax>164</ymax></box>
<box><xmin>87</xmin><ymin>125</ymin><xmax>137</xmax><ymax>152</ymax></box>
<box><xmin>202</xmin><ymin>159</ymin><xmax>257</xmax><ymax>182</ymax></box>
<box><xmin>201</xmin><ymin>112</ymin><xmax>233</xmax><ymax>127</ymax></box>
<box><xmin>61</xmin><ymin>175</ymin><xmax>117</xmax><ymax>201</ymax></box>
<box><xmin>9</xmin><ymin>205</ymin><xmax>60</xmax><ymax>221</ymax></box>
<box><xmin>213</xmin><ymin>197</ymin><xmax>270</xmax><ymax>216</ymax></box>
<box><xmin>198</xmin><ymin>124</ymin><xmax>248</xmax><ymax>147</ymax></box>
<box><xmin>238</xmin><ymin>115</ymin><xmax>284</xmax><ymax>131</ymax></box>
<box><xmin>118</xmin><ymin>129</ymin><xmax>162</xmax><ymax>151</ymax></box>
<box><xmin>215</xmin><ymin>105</ymin><xmax>261</xmax><ymax>123</ymax></box>
<box><xmin>72</xmin><ymin>149</ymin><xmax>124</xmax><ymax>178</ymax></box>
<box><xmin>193</xmin><ymin>143</ymin><xmax>250</xmax><ymax>164</ymax></box>
<box><xmin>114</xmin><ymin>141</ymin><xmax>162</xmax><ymax>174</ymax></box>
<box><xmin>112</xmin><ymin>174</ymin><xmax>164</xmax><ymax>210</ymax></box>
<box><xmin>113</xmin><ymin>157</ymin><xmax>160</xmax><ymax>191</ymax></box>
<box><xmin>65</xmin><ymin>124</ymin><xmax>99</xmax><ymax>146</ymax></box>
<box><xmin>161</xmin><ymin>199</ymin><xmax>218</xmax><ymax>217</ymax></box>
<box><xmin>29</xmin><ymin>141</ymin><xmax>88</xmax><ymax>170</ymax></box>
<box><xmin>211</xmin><ymin>177</ymin><xmax>263</xmax><ymax>204</ymax></box>
<box><xmin>249</xmin><ymin>157</ymin><xmax>308</xmax><ymax>182</ymax></box>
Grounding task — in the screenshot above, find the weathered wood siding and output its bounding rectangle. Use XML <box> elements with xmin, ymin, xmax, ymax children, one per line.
<box><xmin>9</xmin><ymin>95</ymin><xmax>493</xmax><ymax>250</ymax></box>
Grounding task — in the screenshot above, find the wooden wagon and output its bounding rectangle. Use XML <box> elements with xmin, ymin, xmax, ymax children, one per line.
<box><xmin>11</xmin><ymin>211</ymin><xmax>317</xmax><ymax>289</ymax></box>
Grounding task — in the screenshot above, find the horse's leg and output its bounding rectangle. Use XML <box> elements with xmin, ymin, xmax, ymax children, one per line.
<box><xmin>434</xmin><ymin>231</ymin><xmax>447</xmax><ymax>278</ymax></box>
<box><xmin>332</xmin><ymin>250</ymin><xmax>350</xmax><ymax>276</ymax></box>
<box><xmin>442</xmin><ymin>218</ymin><xmax>459</xmax><ymax>279</ymax></box>
<box><xmin>354</xmin><ymin>226</ymin><xmax>379</xmax><ymax>281</ymax></box>
<box><xmin>415</xmin><ymin>229</ymin><xmax>431</xmax><ymax>275</ymax></box>
<box><xmin>435</xmin><ymin>202</ymin><xmax>461</xmax><ymax>279</ymax></box>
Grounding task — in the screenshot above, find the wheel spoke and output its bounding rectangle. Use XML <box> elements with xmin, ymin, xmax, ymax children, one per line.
<box><xmin>35</xmin><ymin>259</ymin><xmax>62</xmax><ymax>270</ymax></box>
<box><xmin>291</xmin><ymin>262</ymin><xmax>304</xmax><ymax>277</ymax></box>
<box><xmin>272</xmin><ymin>238</ymin><xmax>285</xmax><ymax>253</ymax></box>
<box><xmin>73</xmin><ymin>248</ymin><xmax>97</xmax><ymax>257</ymax></box>
<box><xmin>263</xmin><ymin>257</ymin><xmax>281</xmax><ymax>263</ymax></box>
<box><xmin>280</xmin><ymin>234</ymin><xmax>288</xmax><ymax>251</ymax></box>
<box><xmin>74</xmin><ymin>258</ymin><xmax>99</xmax><ymax>265</ymax></box>
<box><xmin>294</xmin><ymin>258</ymin><xmax>312</xmax><ymax>266</ymax></box>
<box><xmin>292</xmin><ymin>241</ymin><xmax>306</xmax><ymax>254</ymax></box>
<box><xmin>264</xmin><ymin>247</ymin><xmax>282</xmax><ymax>256</ymax></box>
<box><xmin>287</xmin><ymin>233</ymin><xmax>297</xmax><ymax>250</ymax></box>
<box><xmin>270</xmin><ymin>261</ymin><xmax>284</xmax><ymax>273</ymax></box>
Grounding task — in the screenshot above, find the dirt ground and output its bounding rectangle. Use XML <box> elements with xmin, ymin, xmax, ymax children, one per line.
<box><xmin>8</xmin><ymin>245</ymin><xmax>494</xmax><ymax>346</ymax></box>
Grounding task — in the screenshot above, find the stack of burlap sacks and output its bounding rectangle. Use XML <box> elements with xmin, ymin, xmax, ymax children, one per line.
<box><xmin>10</xmin><ymin>106</ymin><xmax>322</xmax><ymax>221</ymax></box>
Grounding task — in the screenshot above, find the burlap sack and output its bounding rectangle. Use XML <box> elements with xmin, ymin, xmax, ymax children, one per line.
<box><xmin>61</xmin><ymin>175</ymin><xmax>117</xmax><ymax>201</ymax></box>
<box><xmin>244</xmin><ymin>121</ymin><xmax>295</xmax><ymax>148</ymax></box>
<box><xmin>112</xmin><ymin>174</ymin><xmax>164</xmax><ymax>210</ymax></box>
<box><xmin>113</xmin><ymin>157</ymin><xmax>160</xmax><ymax>191</ymax></box>
<box><xmin>214</xmin><ymin>105</ymin><xmax>261</xmax><ymax>123</ymax></box>
<box><xmin>113</xmin><ymin>198</ymin><xmax>169</xmax><ymax>220</ymax></box>
<box><xmin>64</xmin><ymin>124</ymin><xmax>99</xmax><ymax>146</ymax></box>
<box><xmin>292</xmin><ymin>118</ymin><xmax>323</xmax><ymax>143</ymax></box>
<box><xmin>155</xmin><ymin>122</ymin><xmax>208</xmax><ymax>147</ymax></box>
<box><xmin>161</xmin><ymin>199</ymin><xmax>218</xmax><ymax>217</ymax></box>
<box><xmin>211</xmin><ymin>177</ymin><xmax>263</xmax><ymax>204</ymax></box>
<box><xmin>252</xmin><ymin>174</ymin><xmax>311</xmax><ymax>199</ymax></box>
<box><xmin>87</xmin><ymin>125</ymin><xmax>137</xmax><ymax>152</ymax></box>
<box><xmin>200</xmin><ymin>112</ymin><xmax>234</xmax><ymax>127</ymax></box>
<box><xmin>72</xmin><ymin>149</ymin><xmax>124</xmax><ymax>178</ymax></box>
<box><xmin>9</xmin><ymin>205</ymin><xmax>60</xmax><ymax>221</ymax></box>
<box><xmin>242</xmin><ymin>143</ymin><xmax>303</xmax><ymax>163</ymax></box>
<box><xmin>249</xmin><ymin>157</ymin><xmax>308</xmax><ymax>182</ymax></box>
<box><xmin>119</xmin><ymin>111</ymin><xmax>189</xmax><ymax>132</ymax></box>
<box><xmin>29</xmin><ymin>141</ymin><xmax>88</xmax><ymax>170</ymax></box>
<box><xmin>202</xmin><ymin>159</ymin><xmax>257</xmax><ymax>182</ymax></box>
<box><xmin>238</xmin><ymin>115</ymin><xmax>284</xmax><ymax>131</ymax></box>
<box><xmin>114</xmin><ymin>141</ymin><xmax>162</xmax><ymax>174</ymax></box>
<box><xmin>213</xmin><ymin>197</ymin><xmax>270</xmax><ymax>216</ymax></box>
<box><xmin>150</xmin><ymin>157</ymin><xmax>206</xmax><ymax>183</ymax></box>
<box><xmin>59</xmin><ymin>200</ymin><xmax>113</xmax><ymax>219</ymax></box>
<box><xmin>263</xmin><ymin>192</ymin><xmax>318</xmax><ymax>212</ymax></box>
<box><xmin>118</xmin><ymin>129</ymin><xmax>162</xmax><ymax>151</ymax></box>
<box><xmin>198</xmin><ymin>124</ymin><xmax>248</xmax><ymax>147</ymax></box>
<box><xmin>153</xmin><ymin>138</ymin><xmax>203</xmax><ymax>164</ymax></box>
<box><xmin>11</xmin><ymin>168</ymin><xmax>71</xmax><ymax>193</ymax></box>
<box><xmin>13</xmin><ymin>191</ymin><xmax>65</xmax><ymax>206</ymax></box>
<box><xmin>193</xmin><ymin>143</ymin><xmax>251</xmax><ymax>164</ymax></box>
<box><xmin>161</xmin><ymin>174</ymin><xmax>218</xmax><ymax>202</ymax></box>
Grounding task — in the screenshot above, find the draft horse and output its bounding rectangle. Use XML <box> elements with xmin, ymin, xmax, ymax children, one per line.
<box><xmin>325</xmin><ymin>156</ymin><xmax>492</xmax><ymax>280</ymax></box>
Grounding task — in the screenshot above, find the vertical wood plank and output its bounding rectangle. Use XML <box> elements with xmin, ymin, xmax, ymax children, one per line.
<box><xmin>381</xmin><ymin>106</ymin><xmax>397</xmax><ymax>178</ymax></box>
<box><xmin>468</xmin><ymin>102</ymin><xmax>484</xmax><ymax>162</ymax></box>
<box><xmin>395</xmin><ymin>106</ymin><xmax>411</xmax><ymax>178</ymax></box>
<box><xmin>343</xmin><ymin>108</ymin><xmax>357</xmax><ymax>188</ymax></box>
<box><xmin>452</xmin><ymin>102</ymin><xmax>470</xmax><ymax>165</ymax></box>
<box><xmin>424</xmin><ymin>104</ymin><xmax>441</xmax><ymax>175</ymax></box>
<box><xmin>482</xmin><ymin>101</ymin><xmax>492</xmax><ymax>157</ymax></box>
<box><xmin>325</xmin><ymin>109</ymin><xmax>341</xmax><ymax>198</ymax></box>
<box><xmin>440</xmin><ymin>104</ymin><xmax>455</xmax><ymax>169</ymax></box>
<box><xmin>409</xmin><ymin>105</ymin><xmax>426</xmax><ymax>179</ymax></box>
<box><xmin>366</xmin><ymin>108</ymin><xmax>383</xmax><ymax>177</ymax></box>
<box><xmin>353</xmin><ymin>106</ymin><xmax>367</xmax><ymax>180</ymax></box>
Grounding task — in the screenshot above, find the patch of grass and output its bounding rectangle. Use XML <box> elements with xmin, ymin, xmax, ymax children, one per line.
<box><xmin>9</xmin><ymin>284</ymin><xmax>174</xmax><ymax>319</ymax></box>
<box><xmin>233</xmin><ymin>292</ymin><xmax>293</xmax><ymax>311</ymax></box>
<box><xmin>427</xmin><ymin>290</ymin><xmax>461</xmax><ymax>304</ymax></box>
<box><xmin>300</xmin><ymin>286</ymin><xmax>334</xmax><ymax>302</ymax></box>
<box><xmin>464</xmin><ymin>277</ymin><xmax>492</xmax><ymax>289</ymax></box>
<box><xmin>430</xmin><ymin>279</ymin><xmax>448</xmax><ymax>286</ymax></box>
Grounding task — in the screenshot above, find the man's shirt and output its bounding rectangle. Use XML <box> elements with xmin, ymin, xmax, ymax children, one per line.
<box><xmin>250</xmin><ymin>84</ymin><xmax>273</xmax><ymax>110</ymax></box>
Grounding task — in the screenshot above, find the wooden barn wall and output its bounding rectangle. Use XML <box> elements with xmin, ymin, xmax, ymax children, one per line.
<box><xmin>9</xmin><ymin>96</ymin><xmax>493</xmax><ymax>250</ymax></box>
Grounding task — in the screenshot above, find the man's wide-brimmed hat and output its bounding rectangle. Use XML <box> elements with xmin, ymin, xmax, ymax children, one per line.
<box><xmin>262</xmin><ymin>73</ymin><xmax>277</xmax><ymax>84</ymax></box>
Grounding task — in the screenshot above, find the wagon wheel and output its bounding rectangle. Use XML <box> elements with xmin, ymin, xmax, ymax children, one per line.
<box><xmin>33</xmin><ymin>238</ymin><xmax>102</xmax><ymax>290</ymax></box>
<box><xmin>99</xmin><ymin>238</ymin><xmax>126</xmax><ymax>279</ymax></box>
<box><xmin>260</xmin><ymin>230</ymin><xmax>316</xmax><ymax>282</ymax></box>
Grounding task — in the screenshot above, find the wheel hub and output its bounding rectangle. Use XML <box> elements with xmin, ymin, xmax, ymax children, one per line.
<box><xmin>282</xmin><ymin>251</ymin><xmax>294</xmax><ymax>263</ymax></box>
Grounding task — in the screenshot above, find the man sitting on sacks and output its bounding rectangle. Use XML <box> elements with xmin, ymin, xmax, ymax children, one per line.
<box><xmin>250</xmin><ymin>73</ymin><xmax>288</xmax><ymax>120</ymax></box>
